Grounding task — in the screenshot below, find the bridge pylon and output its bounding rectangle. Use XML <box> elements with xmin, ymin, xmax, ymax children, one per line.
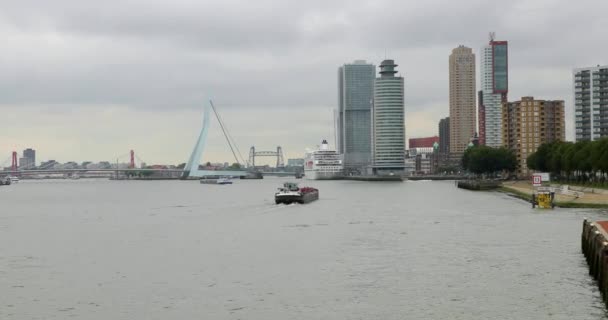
<box><xmin>129</xmin><ymin>150</ymin><xmax>135</xmax><ymax>169</ymax></box>
<box><xmin>11</xmin><ymin>151</ymin><xmax>17</xmax><ymax>172</ymax></box>
<box><xmin>181</xmin><ymin>101</ymin><xmax>248</xmax><ymax>179</ymax></box>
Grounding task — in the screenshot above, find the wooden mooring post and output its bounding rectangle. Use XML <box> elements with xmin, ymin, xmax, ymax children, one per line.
<box><xmin>581</xmin><ymin>219</ymin><xmax>608</xmax><ymax>305</ymax></box>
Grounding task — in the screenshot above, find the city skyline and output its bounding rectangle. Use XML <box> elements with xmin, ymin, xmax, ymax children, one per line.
<box><xmin>1</xmin><ymin>0</ymin><xmax>606</xmax><ymax>163</ymax></box>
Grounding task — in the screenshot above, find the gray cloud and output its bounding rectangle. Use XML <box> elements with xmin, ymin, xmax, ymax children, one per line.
<box><xmin>1</xmin><ymin>0</ymin><xmax>606</xmax><ymax>161</ymax></box>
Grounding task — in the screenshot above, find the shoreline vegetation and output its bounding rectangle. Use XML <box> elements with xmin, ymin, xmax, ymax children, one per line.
<box><xmin>456</xmin><ymin>139</ymin><xmax>608</xmax><ymax>209</ymax></box>
<box><xmin>527</xmin><ymin>139</ymin><xmax>608</xmax><ymax>189</ymax></box>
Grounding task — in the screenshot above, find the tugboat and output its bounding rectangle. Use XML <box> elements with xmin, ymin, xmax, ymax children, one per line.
<box><xmin>531</xmin><ymin>189</ymin><xmax>555</xmax><ymax>209</ymax></box>
<box><xmin>275</xmin><ymin>182</ymin><xmax>319</xmax><ymax>204</ymax></box>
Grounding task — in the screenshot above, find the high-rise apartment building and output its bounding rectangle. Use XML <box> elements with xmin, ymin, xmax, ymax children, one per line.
<box><xmin>574</xmin><ymin>65</ymin><xmax>608</xmax><ymax>141</ymax></box>
<box><xmin>23</xmin><ymin>148</ymin><xmax>36</xmax><ymax>168</ymax></box>
<box><xmin>502</xmin><ymin>97</ymin><xmax>565</xmax><ymax>176</ymax></box>
<box><xmin>449</xmin><ymin>46</ymin><xmax>476</xmax><ymax>155</ymax></box>
<box><xmin>438</xmin><ymin>117</ymin><xmax>450</xmax><ymax>154</ymax></box>
<box><xmin>479</xmin><ymin>34</ymin><xmax>508</xmax><ymax>147</ymax></box>
<box><xmin>337</xmin><ymin>60</ymin><xmax>376</xmax><ymax>169</ymax></box>
<box><xmin>372</xmin><ymin>59</ymin><xmax>405</xmax><ymax>174</ymax></box>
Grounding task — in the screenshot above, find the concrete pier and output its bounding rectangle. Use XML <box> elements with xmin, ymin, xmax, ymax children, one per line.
<box><xmin>581</xmin><ymin>219</ymin><xmax>608</xmax><ymax>305</ymax></box>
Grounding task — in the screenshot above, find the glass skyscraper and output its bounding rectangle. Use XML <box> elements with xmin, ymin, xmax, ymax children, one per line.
<box><xmin>479</xmin><ymin>35</ymin><xmax>508</xmax><ymax>147</ymax></box>
<box><xmin>337</xmin><ymin>60</ymin><xmax>376</xmax><ymax>170</ymax></box>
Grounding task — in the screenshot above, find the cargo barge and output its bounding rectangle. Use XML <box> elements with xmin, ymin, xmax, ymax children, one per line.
<box><xmin>275</xmin><ymin>182</ymin><xmax>318</xmax><ymax>204</ymax></box>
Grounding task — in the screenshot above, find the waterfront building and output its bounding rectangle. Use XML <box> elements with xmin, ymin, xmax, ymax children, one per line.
<box><xmin>19</xmin><ymin>157</ymin><xmax>34</xmax><ymax>169</ymax></box>
<box><xmin>40</xmin><ymin>160</ymin><xmax>58</xmax><ymax>169</ymax></box>
<box><xmin>407</xmin><ymin>147</ymin><xmax>436</xmax><ymax>175</ymax></box>
<box><xmin>409</xmin><ymin>136</ymin><xmax>439</xmax><ymax>149</ymax></box>
<box><xmin>287</xmin><ymin>158</ymin><xmax>305</xmax><ymax>167</ymax></box>
<box><xmin>438</xmin><ymin>117</ymin><xmax>450</xmax><ymax>154</ymax></box>
<box><xmin>337</xmin><ymin>60</ymin><xmax>376</xmax><ymax>170</ymax></box>
<box><xmin>403</xmin><ymin>156</ymin><xmax>415</xmax><ymax>176</ymax></box>
<box><xmin>449</xmin><ymin>46</ymin><xmax>477</xmax><ymax>155</ymax></box>
<box><xmin>23</xmin><ymin>148</ymin><xmax>36</xmax><ymax>168</ymax></box>
<box><xmin>502</xmin><ymin>97</ymin><xmax>565</xmax><ymax>177</ymax></box>
<box><xmin>372</xmin><ymin>59</ymin><xmax>405</xmax><ymax>174</ymax></box>
<box><xmin>479</xmin><ymin>34</ymin><xmax>508</xmax><ymax>147</ymax></box>
<box><xmin>574</xmin><ymin>65</ymin><xmax>608</xmax><ymax>141</ymax></box>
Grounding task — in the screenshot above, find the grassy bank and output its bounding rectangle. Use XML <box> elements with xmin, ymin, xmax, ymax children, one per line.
<box><xmin>499</xmin><ymin>185</ymin><xmax>608</xmax><ymax>209</ymax></box>
<box><xmin>498</xmin><ymin>186</ymin><xmax>531</xmax><ymax>202</ymax></box>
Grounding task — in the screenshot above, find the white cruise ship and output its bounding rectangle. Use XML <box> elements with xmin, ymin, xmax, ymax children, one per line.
<box><xmin>304</xmin><ymin>140</ymin><xmax>343</xmax><ymax>180</ymax></box>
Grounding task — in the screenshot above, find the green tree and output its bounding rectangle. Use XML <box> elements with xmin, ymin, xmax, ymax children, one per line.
<box><xmin>228</xmin><ymin>163</ymin><xmax>241</xmax><ymax>169</ymax></box>
<box><xmin>527</xmin><ymin>138</ymin><xmax>608</xmax><ymax>186</ymax></box>
<box><xmin>462</xmin><ymin>146</ymin><xmax>516</xmax><ymax>176</ymax></box>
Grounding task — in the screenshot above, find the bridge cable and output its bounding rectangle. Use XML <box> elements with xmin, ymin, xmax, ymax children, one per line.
<box><xmin>135</xmin><ymin>154</ymin><xmax>146</xmax><ymax>167</ymax></box>
<box><xmin>209</xmin><ymin>100</ymin><xmax>241</xmax><ymax>166</ymax></box>
<box><xmin>211</xmin><ymin>103</ymin><xmax>247</xmax><ymax>166</ymax></box>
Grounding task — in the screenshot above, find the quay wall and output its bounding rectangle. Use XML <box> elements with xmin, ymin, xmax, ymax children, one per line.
<box><xmin>456</xmin><ymin>180</ymin><xmax>501</xmax><ymax>190</ymax></box>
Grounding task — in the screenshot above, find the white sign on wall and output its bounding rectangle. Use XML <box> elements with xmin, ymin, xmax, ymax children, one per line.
<box><xmin>532</xmin><ymin>175</ymin><xmax>542</xmax><ymax>187</ymax></box>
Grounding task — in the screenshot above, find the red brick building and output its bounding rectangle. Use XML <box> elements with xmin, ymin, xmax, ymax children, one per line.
<box><xmin>408</xmin><ymin>136</ymin><xmax>439</xmax><ymax>149</ymax></box>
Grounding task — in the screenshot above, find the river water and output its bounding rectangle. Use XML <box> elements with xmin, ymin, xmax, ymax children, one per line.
<box><xmin>1</xmin><ymin>178</ymin><xmax>607</xmax><ymax>319</ymax></box>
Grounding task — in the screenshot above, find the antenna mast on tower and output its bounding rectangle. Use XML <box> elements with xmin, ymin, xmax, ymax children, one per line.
<box><xmin>489</xmin><ymin>32</ymin><xmax>496</xmax><ymax>42</ymax></box>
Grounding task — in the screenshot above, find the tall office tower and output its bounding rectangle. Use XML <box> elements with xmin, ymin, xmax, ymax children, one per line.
<box><xmin>372</xmin><ymin>59</ymin><xmax>405</xmax><ymax>174</ymax></box>
<box><xmin>337</xmin><ymin>60</ymin><xmax>376</xmax><ymax>169</ymax></box>
<box><xmin>479</xmin><ymin>33</ymin><xmax>508</xmax><ymax>147</ymax></box>
<box><xmin>574</xmin><ymin>65</ymin><xmax>608</xmax><ymax>141</ymax></box>
<box><xmin>502</xmin><ymin>97</ymin><xmax>565</xmax><ymax>177</ymax></box>
<box><xmin>449</xmin><ymin>45</ymin><xmax>476</xmax><ymax>155</ymax></box>
<box><xmin>23</xmin><ymin>148</ymin><xmax>36</xmax><ymax>168</ymax></box>
<box><xmin>438</xmin><ymin>117</ymin><xmax>450</xmax><ymax>154</ymax></box>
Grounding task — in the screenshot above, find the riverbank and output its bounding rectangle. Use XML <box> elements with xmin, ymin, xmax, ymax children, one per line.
<box><xmin>500</xmin><ymin>181</ymin><xmax>608</xmax><ymax>208</ymax></box>
<box><xmin>408</xmin><ymin>175</ymin><xmax>468</xmax><ymax>181</ymax></box>
<box><xmin>344</xmin><ymin>175</ymin><xmax>403</xmax><ymax>182</ymax></box>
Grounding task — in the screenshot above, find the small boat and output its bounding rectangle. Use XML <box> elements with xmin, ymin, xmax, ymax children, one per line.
<box><xmin>217</xmin><ymin>177</ymin><xmax>232</xmax><ymax>185</ymax></box>
<box><xmin>275</xmin><ymin>182</ymin><xmax>319</xmax><ymax>204</ymax></box>
<box><xmin>200</xmin><ymin>176</ymin><xmax>233</xmax><ymax>185</ymax></box>
<box><xmin>9</xmin><ymin>176</ymin><xmax>19</xmax><ymax>183</ymax></box>
<box><xmin>0</xmin><ymin>176</ymin><xmax>11</xmax><ymax>186</ymax></box>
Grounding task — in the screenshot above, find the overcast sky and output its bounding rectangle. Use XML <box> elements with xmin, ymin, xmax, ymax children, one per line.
<box><xmin>1</xmin><ymin>0</ymin><xmax>606</xmax><ymax>165</ymax></box>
